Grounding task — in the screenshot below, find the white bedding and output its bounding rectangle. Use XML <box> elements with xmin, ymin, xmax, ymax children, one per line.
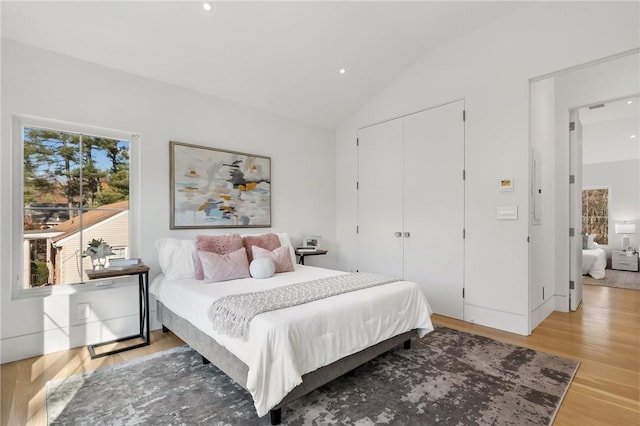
<box><xmin>150</xmin><ymin>265</ymin><xmax>434</xmax><ymax>417</ymax></box>
<box><xmin>582</xmin><ymin>247</ymin><xmax>606</xmax><ymax>279</ymax></box>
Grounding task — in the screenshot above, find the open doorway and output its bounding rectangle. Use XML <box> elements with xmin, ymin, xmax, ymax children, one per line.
<box><xmin>579</xmin><ymin>96</ymin><xmax>640</xmax><ymax>290</ymax></box>
<box><xmin>529</xmin><ymin>49</ymin><xmax>639</xmax><ymax>331</ymax></box>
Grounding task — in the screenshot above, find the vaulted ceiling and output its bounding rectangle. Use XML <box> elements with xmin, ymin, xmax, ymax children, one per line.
<box><xmin>2</xmin><ymin>1</ymin><xmax>534</xmax><ymax>128</ymax></box>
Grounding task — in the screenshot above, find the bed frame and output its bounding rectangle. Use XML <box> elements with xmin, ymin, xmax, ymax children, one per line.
<box><xmin>157</xmin><ymin>301</ymin><xmax>416</xmax><ymax>425</ymax></box>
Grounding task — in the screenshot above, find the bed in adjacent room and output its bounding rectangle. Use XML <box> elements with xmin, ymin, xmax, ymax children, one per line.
<box><xmin>582</xmin><ymin>236</ymin><xmax>606</xmax><ymax>279</ymax></box>
<box><xmin>150</xmin><ymin>233</ymin><xmax>434</xmax><ymax>424</ymax></box>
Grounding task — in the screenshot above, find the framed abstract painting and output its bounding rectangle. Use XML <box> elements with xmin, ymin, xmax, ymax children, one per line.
<box><xmin>169</xmin><ymin>141</ymin><xmax>271</xmax><ymax>229</ymax></box>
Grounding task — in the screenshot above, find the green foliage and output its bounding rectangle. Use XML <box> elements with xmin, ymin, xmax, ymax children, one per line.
<box><xmin>30</xmin><ymin>259</ymin><xmax>49</xmax><ymax>287</ymax></box>
<box><xmin>23</xmin><ymin>128</ymin><xmax>130</xmax><ymax>215</ymax></box>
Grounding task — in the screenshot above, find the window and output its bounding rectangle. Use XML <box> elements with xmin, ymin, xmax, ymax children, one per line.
<box><xmin>14</xmin><ymin>115</ymin><xmax>138</xmax><ymax>292</ymax></box>
<box><xmin>582</xmin><ymin>188</ymin><xmax>609</xmax><ymax>245</ymax></box>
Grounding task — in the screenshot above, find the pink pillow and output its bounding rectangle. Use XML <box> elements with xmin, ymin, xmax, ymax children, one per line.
<box><xmin>198</xmin><ymin>247</ymin><xmax>250</xmax><ymax>283</ymax></box>
<box><xmin>252</xmin><ymin>245</ymin><xmax>294</xmax><ymax>273</ymax></box>
<box><xmin>194</xmin><ymin>234</ymin><xmax>244</xmax><ymax>280</ymax></box>
<box><xmin>243</xmin><ymin>233</ymin><xmax>281</xmax><ymax>263</ymax></box>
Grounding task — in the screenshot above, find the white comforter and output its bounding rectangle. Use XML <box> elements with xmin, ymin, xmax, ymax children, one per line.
<box><xmin>582</xmin><ymin>247</ymin><xmax>606</xmax><ymax>279</ymax></box>
<box><xmin>150</xmin><ymin>265</ymin><xmax>434</xmax><ymax>417</ymax></box>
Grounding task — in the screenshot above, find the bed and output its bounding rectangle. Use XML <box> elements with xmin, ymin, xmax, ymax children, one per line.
<box><xmin>150</xmin><ymin>234</ymin><xmax>434</xmax><ymax>424</ymax></box>
<box><xmin>582</xmin><ymin>247</ymin><xmax>606</xmax><ymax>279</ymax></box>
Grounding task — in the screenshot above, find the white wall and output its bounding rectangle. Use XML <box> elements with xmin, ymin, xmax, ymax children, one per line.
<box><xmin>336</xmin><ymin>2</ymin><xmax>639</xmax><ymax>335</ymax></box>
<box><xmin>584</xmin><ymin>160</ymin><xmax>640</xmax><ymax>252</ymax></box>
<box><xmin>529</xmin><ymin>78</ymin><xmax>556</xmax><ymax>330</ymax></box>
<box><xmin>1</xmin><ymin>40</ymin><xmax>336</xmax><ymax>362</ymax></box>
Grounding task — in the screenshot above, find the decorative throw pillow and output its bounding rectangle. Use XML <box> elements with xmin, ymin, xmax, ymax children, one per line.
<box><xmin>582</xmin><ymin>234</ymin><xmax>589</xmax><ymax>250</ymax></box>
<box><xmin>249</xmin><ymin>257</ymin><xmax>276</xmax><ymax>279</ymax></box>
<box><xmin>198</xmin><ymin>247</ymin><xmax>250</xmax><ymax>283</ymax></box>
<box><xmin>275</xmin><ymin>232</ymin><xmax>297</xmax><ymax>266</ymax></box>
<box><xmin>243</xmin><ymin>233</ymin><xmax>281</xmax><ymax>263</ymax></box>
<box><xmin>252</xmin><ymin>245</ymin><xmax>294</xmax><ymax>273</ymax></box>
<box><xmin>194</xmin><ymin>234</ymin><xmax>244</xmax><ymax>280</ymax></box>
<box><xmin>155</xmin><ymin>237</ymin><xmax>196</xmax><ymax>279</ymax></box>
<box><xmin>587</xmin><ymin>234</ymin><xmax>596</xmax><ymax>250</ymax></box>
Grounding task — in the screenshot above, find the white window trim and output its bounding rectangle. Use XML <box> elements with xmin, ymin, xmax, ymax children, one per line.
<box><xmin>10</xmin><ymin>114</ymin><xmax>141</xmax><ymax>299</ymax></box>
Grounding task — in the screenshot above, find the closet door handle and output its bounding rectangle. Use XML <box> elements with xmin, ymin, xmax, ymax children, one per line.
<box><xmin>394</xmin><ymin>232</ymin><xmax>402</xmax><ymax>237</ymax></box>
<box><xmin>403</xmin><ymin>232</ymin><xmax>411</xmax><ymax>238</ymax></box>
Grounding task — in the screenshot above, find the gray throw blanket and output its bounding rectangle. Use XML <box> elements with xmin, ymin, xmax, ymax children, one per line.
<box><xmin>208</xmin><ymin>272</ymin><xmax>399</xmax><ymax>340</ymax></box>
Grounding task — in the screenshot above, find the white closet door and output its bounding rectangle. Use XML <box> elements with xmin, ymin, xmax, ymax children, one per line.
<box><xmin>403</xmin><ymin>100</ymin><xmax>465</xmax><ymax>319</ymax></box>
<box><xmin>357</xmin><ymin>119</ymin><xmax>404</xmax><ymax>278</ymax></box>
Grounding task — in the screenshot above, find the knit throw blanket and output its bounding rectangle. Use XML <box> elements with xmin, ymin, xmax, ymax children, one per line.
<box><xmin>208</xmin><ymin>272</ymin><xmax>399</xmax><ymax>340</ymax></box>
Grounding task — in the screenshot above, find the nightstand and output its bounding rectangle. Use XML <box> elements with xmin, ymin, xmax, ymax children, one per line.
<box><xmin>85</xmin><ymin>264</ymin><xmax>150</xmax><ymax>358</ymax></box>
<box><xmin>611</xmin><ymin>250</ymin><xmax>639</xmax><ymax>272</ymax></box>
<box><xmin>295</xmin><ymin>249</ymin><xmax>328</xmax><ymax>265</ymax></box>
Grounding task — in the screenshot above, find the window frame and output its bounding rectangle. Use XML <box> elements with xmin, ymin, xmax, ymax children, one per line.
<box><xmin>11</xmin><ymin>114</ymin><xmax>140</xmax><ymax>299</ymax></box>
<box><xmin>581</xmin><ymin>185</ymin><xmax>611</xmax><ymax>246</ymax></box>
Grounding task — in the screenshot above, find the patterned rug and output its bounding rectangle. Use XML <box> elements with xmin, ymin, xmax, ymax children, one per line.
<box><xmin>46</xmin><ymin>327</ymin><xmax>578</xmax><ymax>425</ymax></box>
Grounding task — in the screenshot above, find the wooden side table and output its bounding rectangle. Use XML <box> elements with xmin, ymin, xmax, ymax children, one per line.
<box><xmin>85</xmin><ymin>264</ymin><xmax>150</xmax><ymax>359</ymax></box>
<box><xmin>295</xmin><ymin>249</ymin><xmax>328</xmax><ymax>265</ymax></box>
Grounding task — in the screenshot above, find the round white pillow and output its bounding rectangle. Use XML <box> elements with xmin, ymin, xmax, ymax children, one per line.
<box><xmin>249</xmin><ymin>257</ymin><xmax>275</xmax><ymax>279</ymax></box>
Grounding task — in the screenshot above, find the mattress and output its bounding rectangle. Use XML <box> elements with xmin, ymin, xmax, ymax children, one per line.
<box><xmin>150</xmin><ymin>264</ymin><xmax>434</xmax><ymax>416</ymax></box>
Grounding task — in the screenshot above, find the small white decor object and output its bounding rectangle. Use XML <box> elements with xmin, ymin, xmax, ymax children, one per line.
<box><xmin>250</xmin><ymin>257</ymin><xmax>275</xmax><ymax>279</ymax></box>
<box><xmin>83</xmin><ymin>238</ymin><xmax>113</xmax><ymax>271</ymax></box>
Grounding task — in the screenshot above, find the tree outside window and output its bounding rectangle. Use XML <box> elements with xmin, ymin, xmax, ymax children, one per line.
<box><xmin>23</xmin><ymin>127</ymin><xmax>130</xmax><ymax>287</ymax></box>
<box><xmin>582</xmin><ymin>188</ymin><xmax>609</xmax><ymax>245</ymax></box>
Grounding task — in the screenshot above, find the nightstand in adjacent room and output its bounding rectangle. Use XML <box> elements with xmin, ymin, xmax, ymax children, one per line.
<box><xmin>611</xmin><ymin>250</ymin><xmax>639</xmax><ymax>272</ymax></box>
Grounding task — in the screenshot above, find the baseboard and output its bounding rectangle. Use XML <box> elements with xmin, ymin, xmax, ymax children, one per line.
<box><xmin>1</xmin><ymin>312</ymin><xmax>162</xmax><ymax>364</ymax></box>
<box><xmin>464</xmin><ymin>303</ymin><xmax>529</xmax><ymax>335</ymax></box>
<box><xmin>530</xmin><ymin>296</ymin><xmax>555</xmax><ymax>331</ymax></box>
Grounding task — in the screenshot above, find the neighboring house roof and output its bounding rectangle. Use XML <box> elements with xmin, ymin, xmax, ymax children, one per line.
<box><xmin>51</xmin><ymin>200</ymin><xmax>129</xmax><ymax>244</ymax></box>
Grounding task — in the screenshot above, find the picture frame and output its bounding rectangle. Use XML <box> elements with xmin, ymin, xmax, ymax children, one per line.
<box><xmin>302</xmin><ymin>235</ymin><xmax>321</xmax><ymax>250</ymax></box>
<box><xmin>170</xmin><ymin>141</ymin><xmax>271</xmax><ymax>229</ymax></box>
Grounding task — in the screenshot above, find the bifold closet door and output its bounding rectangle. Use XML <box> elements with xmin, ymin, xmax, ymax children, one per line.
<box><xmin>357</xmin><ymin>118</ymin><xmax>404</xmax><ymax>278</ymax></box>
<box><xmin>403</xmin><ymin>100</ymin><xmax>465</xmax><ymax>320</ymax></box>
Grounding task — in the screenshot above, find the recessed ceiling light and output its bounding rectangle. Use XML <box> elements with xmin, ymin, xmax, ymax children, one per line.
<box><xmin>339</xmin><ymin>68</ymin><xmax>346</xmax><ymax>75</ymax></box>
<box><xmin>203</xmin><ymin>1</ymin><xmax>213</xmax><ymax>11</ymax></box>
<box><xmin>627</xmin><ymin>100</ymin><xmax>633</xmax><ymax>105</ymax></box>
<box><xmin>631</xmin><ymin>135</ymin><xmax>637</xmax><ymax>139</ymax></box>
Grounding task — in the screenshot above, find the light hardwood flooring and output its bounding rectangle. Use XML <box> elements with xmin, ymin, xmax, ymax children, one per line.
<box><xmin>2</xmin><ymin>283</ymin><xmax>639</xmax><ymax>426</ymax></box>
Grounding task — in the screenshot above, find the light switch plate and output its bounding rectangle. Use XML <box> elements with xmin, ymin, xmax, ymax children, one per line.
<box><xmin>497</xmin><ymin>205</ymin><xmax>518</xmax><ymax>220</ymax></box>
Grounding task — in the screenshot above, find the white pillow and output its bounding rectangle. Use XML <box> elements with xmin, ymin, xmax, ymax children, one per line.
<box><xmin>587</xmin><ymin>234</ymin><xmax>596</xmax><ymax>250</ymax></box>
<box><xmin>249</xmin><ymin>257</ymin><xmax>276</xmax><ymax>279</ymax></box>
<box><xmin>155</xmin><ymin>237</ymin><xmax>196</xmax><ymax>279</ymax></box>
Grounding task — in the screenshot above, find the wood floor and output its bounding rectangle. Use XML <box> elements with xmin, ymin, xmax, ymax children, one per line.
<box><xmin>2</xmin><ymin>283</ymin><xmax>638</xmax><ymax>426</ymax></box>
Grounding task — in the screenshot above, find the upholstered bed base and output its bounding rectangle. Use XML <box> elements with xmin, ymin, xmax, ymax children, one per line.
<box><xmin>157</xmin><ymin>301</ymin><xmax>416</xmax><ymax>425</ymax></box>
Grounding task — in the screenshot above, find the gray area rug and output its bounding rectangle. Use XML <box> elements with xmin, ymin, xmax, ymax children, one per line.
<box><xmin>47</xmin><ymin>327</ymin><xmax>578</xmax><ymax>425</ymax></box>
<box><xmin>583</xmin><ymin>268</ymin><xmax>640</xmax><ymax>291</ymax></box>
